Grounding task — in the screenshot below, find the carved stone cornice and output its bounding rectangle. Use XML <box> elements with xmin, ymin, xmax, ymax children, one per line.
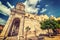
<box><xmin>11</xmin><ymin>9</ymin><xmax>25</xmax><ymax>15</ymax></box>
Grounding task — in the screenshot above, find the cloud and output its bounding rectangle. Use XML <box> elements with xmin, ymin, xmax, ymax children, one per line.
<box><xmin>7</xmin><ymin>2</ymin><xmax>14</xmax><ymax>8</ymax></box>
<box><xmin>23</xmin><ymin>0</ymin><xmax>41</xmax><ymax>14</ymax></box>
<box><xmin>0</xmin><ymin>0</ymin><xmax>47</xmax><ymax>16</ymax></box>
<box><xmin>40</xmin><ymin>8</ymin><xmax>47</xmax><ymax>13</ymax></box>
<box><xmin>0</xmin><ymin>1</ymin><xmax>11</xmax><ymax>15</ymax></box>
<box><xmin>37</xmin><ymin>5</ymin><xmax>40</xmax><ymax>8</ymax></box>
<box><xmin>45</xmin><ymin>5</ymin><xmax>48</xmax><ymax>7</ymax></box>
<box><xmin>28</xmin><ymin>0</ymin><xmax>40</xmax><ymax>5</ymax></box>
<box><xmin>0</xmin><ymin>18</ymin><xmax>6</xmax><ymax>25</ymax></box>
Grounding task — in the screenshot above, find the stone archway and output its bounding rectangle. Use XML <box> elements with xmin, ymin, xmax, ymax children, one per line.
<box><xmin>8</xmin><ymin>18</ymin><xmax>20</xmax><ymax>36</ymax></box>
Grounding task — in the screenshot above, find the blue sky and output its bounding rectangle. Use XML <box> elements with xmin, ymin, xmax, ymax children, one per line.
<box><xmin>0</xmin><ymin>0</ymin><xmax>60</xmax><ymax>25</ymax></box>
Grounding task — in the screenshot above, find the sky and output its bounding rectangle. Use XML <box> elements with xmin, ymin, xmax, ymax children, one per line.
<box><xmin>0</xmin><ymin>0</ymin><xmax>60</xmax><ymax>25</ymax></box>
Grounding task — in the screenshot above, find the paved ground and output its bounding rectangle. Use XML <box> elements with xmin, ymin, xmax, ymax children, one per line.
<box><xmin>27</xmin><ymin>34</ymin><xmax>60</xmax><ymax>40</ymax></box>
<box><xmin>44</xmin><ymin>35</ymin><xmax>60</xmax><ymax>40</ymax></box>
<box><xmin>0</xmin><ymin>34</ymin><xmax>60</xmax><ymax>40</ymax></box>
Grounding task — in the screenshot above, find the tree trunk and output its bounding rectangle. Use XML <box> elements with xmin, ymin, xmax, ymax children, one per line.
<box><xmin>53</xmin><ymin>29</ymin><xmax>57</xmax><ymax>36</ymax></box>
<box><xmin>48</xmin><ymin>29</ymin><xmax>51</xmax><ymax>37</ymax></box>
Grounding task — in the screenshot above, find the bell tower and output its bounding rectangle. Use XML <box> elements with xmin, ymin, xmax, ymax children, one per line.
<box><xmin>0</xmin><ymin>3</ymin><xmax>25</xmax><ymax>40</ymax></box>
<box><xmin>0</xmin><ymin>2</ymin><xmax>49</xmax><ymax>40</ymax></box>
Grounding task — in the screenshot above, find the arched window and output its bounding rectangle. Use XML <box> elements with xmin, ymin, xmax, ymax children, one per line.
<box><xmin>8</xmin><ymin>18</ymin><xmax>20</xmax><ymax>36</ymax></box>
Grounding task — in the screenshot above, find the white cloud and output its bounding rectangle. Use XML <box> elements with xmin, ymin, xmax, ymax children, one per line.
<box><xmin>23</xmin><ymin>0</ymin><xmax>41</xmax><ymax>14</ymax></box>
<box><xmin>51</xmin><ymin>15</ymin><xmax>54</xmax><ymax>17</ymax></box>
<box><xmin>37</xmin><ymin>5</ymin><xmax>40</xmax><ymax>8</ymax></box>
<box><xmin>0</xmin><ymin>1</ymin><xmax>2</xmax><ymax>4</ymax></box>
<box><xmin>40</xmin><ymin>8</ymin><xmax>47</xmax><ymax>13</ymax></box>
<box><xmin>0</xmin><ymin>18</ymin><xmax>6</xmax><ymax>25</ymax></box>
<box><xmin>0</xmin><ymin>1</ymin><xmax>11</xmax><ymax>15</ymax></box>
<box><xmin>7</xmin><ymin>2</ymin><xmax>14</xmax><ymax>8</ymax></box>
<box><xmin>28</xmin><ymin>0</ymin><xmax>40</xmax><ymax>5</ymax></box>
<box><xmin>50</xmin><ymin>15</ymin><xmax>56</xmax><ymax>17</ymax></box>
<box><xmin>0</xmin><ymin>0</ymin><xmax>48</xmax><ymax>16</ymax></box>
<box><xmin>45</xmin><ymin>5</ymin><xmax>48</xmax><ymax>7</ymax></box>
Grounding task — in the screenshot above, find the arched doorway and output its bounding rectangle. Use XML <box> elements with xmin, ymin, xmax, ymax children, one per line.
<box><xmin>8</xmin><ymin>18</ymin><xmax>20</xmax><ymax>36</ymax></box>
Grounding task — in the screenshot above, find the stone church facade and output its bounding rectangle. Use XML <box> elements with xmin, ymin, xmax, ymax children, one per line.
<box><xmin>0</xmin><ymin>3</ymin><xmax>49</xmax><ymax>40</ymax></box>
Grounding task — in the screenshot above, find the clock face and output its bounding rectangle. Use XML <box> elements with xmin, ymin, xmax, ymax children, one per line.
<box><xmin>16</xmin><ymin>3</ymin><xmax>25</xmax><ymax>11</ymax></box>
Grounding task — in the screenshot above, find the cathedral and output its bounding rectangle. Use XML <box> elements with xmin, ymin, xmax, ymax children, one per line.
<box><xmin>0</xmin><ymin>3</ymin><xmax>50</xmax><ymax>40</ymax></box>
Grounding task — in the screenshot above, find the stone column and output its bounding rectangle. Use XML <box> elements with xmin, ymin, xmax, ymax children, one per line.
<box><xmin>0</xmin><ymin>15</ymin><xmax>14</xmax><ymax>38</ymax></box>
<box><xmin>18</xmin><ymin>15</ymin><xmax>25</xmax><ymax>40</ymax></box>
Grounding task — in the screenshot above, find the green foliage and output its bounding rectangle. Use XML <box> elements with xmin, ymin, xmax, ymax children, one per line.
<box><xmin>40</xmin><ymin>19</ymin><xmax>60</xmax><ymax>30</ymax></box>
<box><xmin>57</xmin><ymin>20</ymin><xmax>60</xmax><ymax>24</ymax></box>
<box><xmin>57</xmin><ymin>20</ymin><xmax>60</xmax><ymax>28</ymax></box>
